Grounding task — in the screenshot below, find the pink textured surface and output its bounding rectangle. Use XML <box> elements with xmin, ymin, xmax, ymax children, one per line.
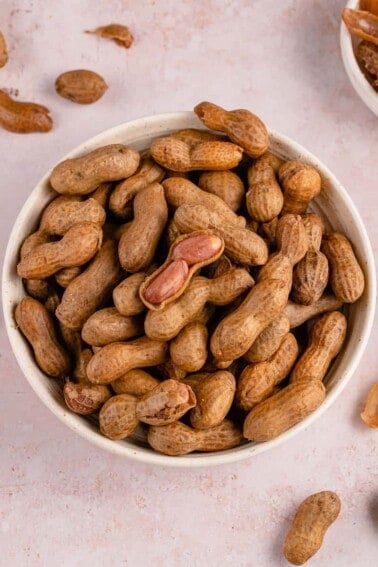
<box><xmin>0</xmin><ymin>1</ymin><xmax>377</xmax><ymax>566</ymax></box>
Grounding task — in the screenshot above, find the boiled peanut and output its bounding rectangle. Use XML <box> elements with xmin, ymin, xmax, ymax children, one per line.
<box><xmin>284</xmin><ymin>295</ymin><xmax>343</xmax><ymax>328</ymax></box>
<box><xmin>63</xmin><ymin>382</ymin><xmax>111</xmax><ymax>414</ymax></box>
<box><xmin>118</xmin><ymin>182</ymin><xmax>168</xmax><ymax>272</ymax></box>
<box><xmin>145</xmin><ymin>268</ymin><xmax>254</xmax><ymax>341</ymax></box>
<box><xmin>184</xmin><ymin>371</ymin><xmax>236</xmax><ymax>429</ymax></box>
<box><xmin>279</xmin><ymin>160</ymin><xmax>322</xmax><ymax>215</ymax></box>
<box><xmin>257</xmin><ymin>252</ymin><xmax>293</xmax><ymax>292</ymax></box>
<box><xmin>321</xmin><ymin>232</ymin><xmax>365</xmax><ymax>303</ymax></box>
<box><xmin>290</xmin><ymin>311</ymin><xmax>347</xmax><ymax>383</ymax></box>
<box><xmin>283</xmin><ymin>491</ymin><xmax>341</xmax><ymax>565</ymax></box>
<box><xmin>40</xmin><ymin>196</ymin><xmax>106</xmax><ymax>235</ymax></box>
<box><xmin>81</xmin><ymin>307</ymin><xmax>144</xmax><ymax>346</ymax></box>
<box><xmin>86</xmin><ymin>23</ymin><xmax>134</xmax><ymax>49</ymax></box>
<box><xmin>276</xmin><ymin>214</ymin><xmax>308</xmax><ymax>266</ymax></box>
<box><xmin>17</xmin><ymin>222</ymin><xmax>103</xmax><ymax>279</ymax></box>
<box><xmin>112</xmin><ymin>369</ymin><xmax>160</xmax><ymax>396</ymax></box>
<box><xmin>174</xmin><ymin>203</ymin><xmax>268</xmax><ymax>266</ymax></box>
<box><xmin>55</xmin><ymin>69</ymin><xmax>108</xmax><ymax>104</ymax></box>
<box><xmin>163</xmin><ymin>177</ymin><xmax>245</xmax><ymax>227</ymax></box>
<box><xmin>210</xmin><ymin>278</ymin><xmax>290</xmax><ymax>367</ymax></box>
<box><xmin>246</xmin><ymin>152</ymin><xmax>284</xmax><ymax>222</ymax></box>
<box><xmin>90</xmin><ymin>182</ymin><xmax>113</xmax><ymax>208</ymax></box>
<box><xmin>194</xmin><ymin>101</ymin><xmax>269</xmax><ymax>157</ymax></box>
<box><xmin>151</xmin><ymin>136</ymin><xmax>243</xmax><ymax>172</ymax></box>
<box><xmin>55</xmin><ymin>266</ymin><xmax>82</xmax><ymax>288</ymax></box>
<box><xmin>237</xmin><ymin>333</ymin><xmax>299</xmax><ymax>411</ymax></box>
<box><xmin>23</xmin><ymin>278</ymin><xmax>60</xmax><ymax>313</ymax></box>
<box><xmin>109</xmin><ymin>157</ymin><xmax>165</xmax><ymax>218</ymax></box>
<box><xmin>360</xmin><ymin>382</ymin><xmax>378</xmax><ymax>427</ymax></box>
<box><xmin>0</xmin><ymin>31</ymin><xmax>8</xmax><ymax>67</ymax></box>
<box><xmin>113</xmin><ymin>272</ymin><xmax>147</xmax><ymax>316</ymax></box>
<box><xmin>86</xmin><ymin>336</ymin><xmax>168</xmax><ymax>384</ymax></box>
<box><xmin>50</xmin><ymin>144</ymin><xmax>140</xmax><ymax>195</ymax></box>
<box><xmin>15</xmin><ymin>297</ymin><xmax>70</xmax><ymax>378</ymax></box>
<box><xmin>260</xmin><ymin>216</ymin><xmax>278</xmax><ymax>245</ymax></box>
<box><xmin>198</xmin><ymin>170</ymin><xmax>244</xmax><ymax>212</ymax></box>
<box><xmin>0</xmin><ymin>90</ymin><xmax>52</xmax><ymax>133</ymax></box>
<box><xmin>170</xmin><ymin>128</ymin><xmax>223</xmax><ymax>145</ymax></box>
<box><xmin>135</xmin><ymin>379</ymin><xmax>196</xmax><ymax>425</ymax></box>
<box><xmin>59</xmin><ymin>322</ymin><xmax>92</xmax><ymax>383</ymax></box>
<box><xmin>170</xmin><ymin>322</ymin><xmax>208</xmax><ymax>372</ymax></box>
<box><xmin>99</xmin><ymin>394</ymin><xmax>139</xmax><ymax>440</ymax></box>
<box><xmin>56</xmin><ymin>239</ymin><xmax>123</xmax><ymax>330</ymax></box>
<box><xmin>244</xmin><ymin>314</ymin><xmax>290</xmax><ymax>363</ymax></box>
<box><xmin>243</xmin><ymin>380</ymin><xmax>326</xmax><ymax>441</ymax></box>
<box><xmin>147</xmin><ymin>419</ymin><xmax>243</xmax><ymax>455</ymax></box>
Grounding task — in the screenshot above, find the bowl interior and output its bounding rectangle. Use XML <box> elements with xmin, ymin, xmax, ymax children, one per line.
<box><xmin>340</xmin><ymin>0</ymin><xmax>378</xmax><ymax>115</ymax></box>
<box><xmin>2</xmin><ymin>111</ymin><xmax>376</xmax><ymax>467</ymax></box>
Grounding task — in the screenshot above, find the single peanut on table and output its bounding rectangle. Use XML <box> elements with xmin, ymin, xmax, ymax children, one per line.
<box><xmin>0</xmin><ymin>30</ymin><xmax>8</xmax><ymax>68</ymax></box>
<box><xmin>0</xmin><ymin>90</ymin><xmax>52</xmax><ymax>133</ymax></box>
<box><xmin>360</xmin><ymin>382</ymin><xmax>378</xmax><ymax>427</ymax></box>
<box><xmin>55</xmin><ymin>70</ymin><xmax>108</xmax><ymax>104</ymax></box>
<box><xmin>283</xmin><ymin>491</ymin><xmax>341</xmax><ymax>565</ymax></box>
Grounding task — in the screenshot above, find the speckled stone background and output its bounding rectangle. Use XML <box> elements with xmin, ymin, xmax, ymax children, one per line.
<box><xmin>0</xmin><ymin>1</ymin><xmax>377</xmax><ymax>566</ymax></box>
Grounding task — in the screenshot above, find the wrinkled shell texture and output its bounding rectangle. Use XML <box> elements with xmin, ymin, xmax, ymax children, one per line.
<box><xmin>14</xmin><ymin>102</ymin><xmax>364</xmax><ymax>456</ymax></box>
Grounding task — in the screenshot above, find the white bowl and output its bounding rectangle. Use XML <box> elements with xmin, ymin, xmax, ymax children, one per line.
<box><xmin>2</xmin><ymin>111</ymin><xmax>376</xmax><ymax>467</ymax></box>
<box><xmin>340</xmin><ymin>0</ymin><xmax>378</xmax><ymax>115</ymax></box>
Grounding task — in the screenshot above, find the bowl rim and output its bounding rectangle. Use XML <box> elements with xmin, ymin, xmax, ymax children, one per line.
<box><xmin>340</xmin><ymin>0</ymin><xmax>378</xmax><ymax>116</ymax></box>
<box><xmin>2</xmin><ymin>111</ymin><xmax>376</xmax><ymax>467</ymax></box>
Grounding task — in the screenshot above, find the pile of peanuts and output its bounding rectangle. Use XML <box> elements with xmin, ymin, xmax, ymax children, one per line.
<box><xmin>14</xmin><ymin>101</ymin><xmax>366</xmax><ymax>456</ymax></box>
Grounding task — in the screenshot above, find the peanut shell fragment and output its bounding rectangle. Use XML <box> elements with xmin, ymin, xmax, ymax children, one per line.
<box><xmin>86</xmin><ymin>24</ymin><xmax>134</xmax><ymax>49</ymax></box>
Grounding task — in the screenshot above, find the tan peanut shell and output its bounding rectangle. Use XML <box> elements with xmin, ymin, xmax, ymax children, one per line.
<box><xmin>163</xmin><ymin>177</ymin><xmax>245</xmax><ymax>227</ymax></box>
<box><xmin>145</xmin><ymin>268</ymin><xmax>254</xmax><ymax>341</ymax></box>
<box><xmin>118</xmin><ymin>182</ymin><xmax>168</xmax><ymax>272</ymax></box>
<box><xmin>257</xmin><ymin>252</ymin><xmax>293</xmax><ymax>292</ymax></box>
<box><xmin>321</xmin><ymin>232</ymin><xmax>365</xmax><ymax>303</ymax></box>
<box><xmin>55</xmin><ymin>70</ymin><xmax>108</xmax><ymax>104</ymax></box>
<box><xmin>284</xmin><ymin>295</ymin><xmax>343</xmax><ymax>328</ymax></box>
<box><xmin>81</xmin><ymin>307</ymin><xmax>143</xmax><ymax>346</ymax></box>
<box><xmin>112</xmin><ymin>369</ymin><xmax>160</xmax><ymax>396</ymax></box>
<box><xmin>86</xmin><ymin>24</ymin><xmax>134</xmax><ymax>49</ymax></box>
<box><xmin>170</xmin><ymin>321</ymin><xmax>208</xmax><ymax>372</ymax></box>
<box><xmin>20</xmin><ymin>229</ymin><xmax>51</xmax><ymax>259</ymax></box>
<box><xmin>151</xmin><ymin>136</ymin><xmax>243</xmax><ymax>172</ymax></box>
<box><xmin>15</xmin><ymin>297</ymin><xmax>70</xmax><ymax>378</ymax></box>
<box><xmin>210</xmin><ymin>278</ymin><xmax>289</xmax><ymax>367</ymax></box>
<box><xmin>0</xmin><ymin>31</ymin><xmax>8</xmax><ymax>68</ymax></box>
<box><xmin>99</xmin><ymin>394</ymin><xmax>139</xmax><ymax>440</ymax></box>
<box><xmin>184</xmin><ymin>371</ymin><xmax>236</xmax><ymax>429</ymax></box>
<box><xmin>109</xmin><ymin>157</ymin><xmax>165</xmax><ymax>218</ymax></box>
<box><xmin>279</xmin><ymin>160</ymin><xmax>322</xmax><ymax>215</ymax></box>
<box><xmin>40</xmin><ymin>196</ymin><xmax>106</xmax><ymax>235</ymax></box>
<box><xmin>50</xmin><ymin>144</ymin><xmax>140</xmax><ymax>195</ymax></box>
<box><xmin>237</xmin><ymin>333</ymin><xmax>299</xmax><ymax>411</ymax></box>
<box><xmin>170</xmin><ymin>128</ymin><xmax>223</xmax><ymax>145</ymax></box>
<box><xmin>55</xmin><ymin>266</ymin><xmax>82</xmax><ymax>288</ymax></box>
<box><xmin>0</xmin><ymin>89</ymin><xmax>52</xmax><ymax>133</ymax></box>
<box><xmin>147</xmin><ymin>419</ymin><xmax>243</xmax><ymax>455</ymax></box>
<box><xmin>63</xmin><ymin>382</ymin><xmax>111</xmax><ymax>414</ymax></box>
<box><xmin>18</xmin><ymin>222</ymin><xmax>103</xmax><ymax>279</ymax></box>
<box><xmin>260</xmin><ymin>216</ymin><xmax>278</xmax><ymax>245</ymax></box>
<box><xmin>56</xmin><ymin>239</ymin><xmax>123</xmax><ymax>330</ymax></box>
<box><xmin>73</xmin><ymin>348</ymin><xmax>93</xmax><ymax>383</ymax></box>
<box><xmin>135</xmin><ymin>379</ymin><xmax>196</xmax><ymax>426</ymax></box>
<box><xmin>140</xmin><ymin>231</ymin><xmax>224</xmax><ymax>309</ymax></box>
<box><xmin>174</xmin><ymin>203</ymin><xmax>268</xmax><ymax>266</ymax></box>
<box><xmin>360</xmin><ymin>382</ymin><xmax>378</xmax><ymax>427</ymax></box>
<box><xmin>86</xmin><ymin>336</ymin><xmax>168</xmax><ymax>384</ymax></box>
<box><xmin>198</xmin><ymin>170</ymin><xmax>245</xmax><ymax>212</ymax></box>
<box><xmin>244</xmin><ymin>314</ymin><xmax>290</xmax><ymax>363</ymax></box>
<box><xmin>246</xmin><ymin>152</ymin><xmax>284</xmax><ymax>222</ymax></box>
<box><xmin>194</xmin><ymin>101</ymin><xmax>269</xmax><ymax>157</ymax></box>
<box><xmin>283</xmin><ymin>491</ymin><xmax>341</xmax><ymax>565</ymax></box>
<box><xmin>113</xmin><ymin>272</ymin><xmax>146</xmax><ymax>316</ymax></box>
<box><xmin>23</xmin><ymin>277</ymin><xmax>60</xmax><ymax>313</ymax></box>
<box><xmin>276</xmin><ymin>214</ymin><xmax>308</xmax><ymax>266</ymax></box>
<box><xmin>90</xmin><ymin>182</ymin><xmax>113</xmax><ymax>208</ymax></box>
<box><xmin>290</xmin><ymin>311</ymin><xmax>347</xmax><ymax>383</ymax></box>
<box><xmin>59</xmin><ymin>322</ymin><xmax>92</xmax><ymax>383</ymax></box>
<box><xmin>243</xmin><ymin>380</ymin><xmax>326</xmax><ymax>441</ymax></box>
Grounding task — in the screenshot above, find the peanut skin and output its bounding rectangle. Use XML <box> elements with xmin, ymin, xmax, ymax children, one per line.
<box><xmin>50</xmin><ymin>144</ymin><xmax>140</xmax><ymax>195</ymax></box>
<box><xmin>15</xmin><ymin>297</ymin><xmax>70</xmax><ymax>378</ymax></box>
<box><xmin>321</xmin><ymin>232</ymin><xmax>365</xmax><ymax>303</ymax></box>
<box><xmin>290</xmin><ymin>311</ymin><xmax>347</xmax><ymax>383</ymax></box>
<box><xmin>118</xmin><ymin>182</ymin><xmax>168</xmax><ymax>272</ymax></box>
<box><xmin>40</xmin><ymin>196</ymin><xmax>106</xmax><ymax>235</ymax></box>
<box><xmin>283</xmin><ymin>491</ymin><xmax>341</xmax><ymax>565</ymax></box>
<box><xmin>81</xmin><ymin>307</ymin><xmax>144</xmax><ymax>346</ymax></box>
<box><xmin>17</xmin><ymin>222</ymin><xmax>103</xmax><ymax>279</ymax></box>
<box><xmin>210</xmin><ymin>278</ymin><xmax>290</xmax><ymax>367</ymax></box>
<box><xmin>56</xmin><ymin>239</ymin><xmax>123</xmax><ymax>330</ymax></box>
<box><xmin>194</xmin><ymin>101</ymin><xmax>269</xmax><ymax>157</ymax></box>
<box><xmin>243</xmin><ymin>380</ymin><xmax>326</xmax><ymax>441</ymax></box>
<box><xmin>198</xmin><ymin>170</ymin><xmax>245</xmax><ymax>212</ymax></box>
<box><xmin>86</xmin><ymin>336</ymin><xmax>168</xmax><ymax>384</ymax></box>
<box><xmin>86</xmin><ymin>24</ymin><xmax>134</xmax><ymax>49</ymax></box>
<box><xmin>0</xmin><ymin>90</ymin><xmax>52</xmax><ymax>133</ymax></box>
<box><xmin>147</xmin><ymin>419</ymin><xmax>243</xmax><ymax>455</ymax></box>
